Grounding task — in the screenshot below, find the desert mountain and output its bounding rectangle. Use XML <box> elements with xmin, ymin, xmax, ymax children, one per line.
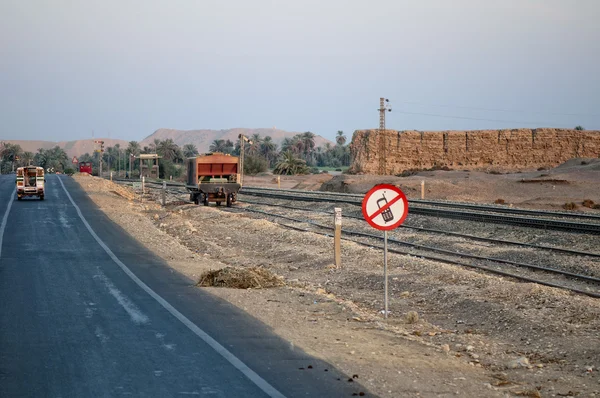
<box><xmin>140</xmin><ymin>128</ymin><xmax>333</xmax><ymax>153</ymax></box>
<box><xmin>3</xmin><ymin>128</ymin><xmax>334</xmax><ymax>158</ymax></box>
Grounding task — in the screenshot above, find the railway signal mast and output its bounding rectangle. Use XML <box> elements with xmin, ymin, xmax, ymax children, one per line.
<box><xmin>238</xmin><ymin>134</ymin><xmax>253</xmax><ymax>186</ymax></box>
<box><xmin>378</xmin><ymin>98</ymin><xmax>392</xmax><ymax>175</ymax></box>
<box><xmin>94</xmin><ymin>140</ymin><xmax>105</xmax><ymax>176</ymax></box>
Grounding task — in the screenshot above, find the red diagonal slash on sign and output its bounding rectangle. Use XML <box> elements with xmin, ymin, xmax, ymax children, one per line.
<box><xmin>368</xmin><ymin>193</ymin><xmax>403</xmax><ymax>221</ymax></box>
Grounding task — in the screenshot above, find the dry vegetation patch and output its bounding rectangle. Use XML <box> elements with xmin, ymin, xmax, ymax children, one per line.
<box><xmin>197</xmin><ymin>266</ymin><xmax>285</xmax><ymax>289</ymax></box>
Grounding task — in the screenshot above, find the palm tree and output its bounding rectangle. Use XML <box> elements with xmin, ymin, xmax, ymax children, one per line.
<box><xmin>224</xmin><ymin>139</ymin><xmax>235</xmax><ymax>155</ymax></box>
<box><xmin>127</xmin><ymin>141</ymin><xmax>141</xmax><ymax>157</ymax></box>
<box><xmin>248</xmin><ymin>134</ymin><xmax>262</xmax><ymax>156</ymax></box>
<box><xmin>209</xmin><ymin>139</ymin><xmax>227</xmax><ymax>153</ymax></box>
<box><xmin>22</xmin><ymin>151</ymin><xmax>34</xmax><ymax>166</ymax></box>
<box><xmin>273</xmin><ymin>151</ymin><xmax>309</xmax><ymax>175</ymax></box>
<box><xmin>301</xmin><ymin>132</ymin><xmax>316</xmax><ymax>163</ymax></box>
<box><xmin>291</xmin><ymin>135</ymin><xmax>304</xmax><ymax>155</ymax></box>
<box><xmin>280</xmin><ymin>137</ymin><xmax>294</xmax><ymax>153</ymax></box>
<box><xmin>147</xmin><ymin>138</ymin><xmax>161</xmax><ymax>153</ymax></box>
<box><xmin>260</xmin><ymin>136</ymin><xmax>277</xmax><ymax>167</ymax></box>
<box><xmin>157</xmin><ymin>138</ymin><xmax>180</xmax><ymax>161</ymax></box>
<box><xmin>183</xmin><ymin>143</ymin><xmax>198</xmax><ymax>158</ymax></box>
<box><xmin>336</xmin><ymin>131</ymin><xmax>346</xmax><ymax>146</ymax></box>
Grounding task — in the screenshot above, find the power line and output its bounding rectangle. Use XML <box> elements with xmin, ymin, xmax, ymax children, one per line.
<box><xmin>396</xmin><ymin>100</ymin><xmax>599</xmax><ymax>118</ymax></box>
<box><xmin>395</xmin><ymin>110</ymin><xmax>574</xmax><ymax>127</ymax></box>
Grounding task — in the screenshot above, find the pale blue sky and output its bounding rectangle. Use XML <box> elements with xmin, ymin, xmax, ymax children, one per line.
<box><xmin>1</xmin><ymin>0</ymin><xmax>598</xmax><ymax>143</ymax></box>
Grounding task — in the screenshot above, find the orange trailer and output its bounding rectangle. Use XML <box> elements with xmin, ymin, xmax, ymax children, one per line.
<box><xmin>185</xmin><ymin>153</ymin><xmax>241</xmax><ymax>207</ymax></box>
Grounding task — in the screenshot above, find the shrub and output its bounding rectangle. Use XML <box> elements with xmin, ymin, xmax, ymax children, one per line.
<box><xmin>158</xmin><ymin>159</ymin><xmax>181</xmax><ymax>179</ymax></box>
<box><xmin>309</xmin><ymin>167</ymin><xmax>321</xmax><ymax>174</ymax></box>
<box><xmin>495</xmin><ymin>199</ymin><xmax>506</xmax><ymax>204</ymax></box>
<box><xmin>582</xmin><ymin>199</ymin><xmax>595</xmax><ymax>208</ymax></box>
<box><xmin>330</xmin><ymin>158</ymin><xmax>342</xmax><ymax>168</ymax></box>
<box><xmin>244</xmin><ymin>155</ymin><xmax>268</xmax><ymax>175</ymax></box>
<box><xmin>563</xmin><ymin>202</ymin><xmax>578</xmax><ymax>210</ymax></box>
<box><xmin>405</xmin><ymin>311</ymin><xmax>419</xmax><ymax>324</ymax></box>
<box><xmin>63</xmin><ymin>166</ymin><xmax>75</xmax><ymax>175</ymax></box>
<box><xmin>397</xmin><ymin>169</ymin><xmax>418</xmax><ymax>177</ymax></box>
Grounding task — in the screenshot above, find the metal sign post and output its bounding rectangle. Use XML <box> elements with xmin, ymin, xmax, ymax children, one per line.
<box><xmin>362</xmin><ymin>184</ymin><xmax>409</xmax><ymax>319</ymax></box>
<box><xmin>162</xmin><ymin>181</ymin><xmax>166</xmax><ymax>206</ymax></box>
<box><xmin>384</xmin><ymin>230</ymin><xmax>388</xmax><ymax>316</ymax></box>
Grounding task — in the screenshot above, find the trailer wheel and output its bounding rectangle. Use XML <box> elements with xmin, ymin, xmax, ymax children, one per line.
<box><xmin>216</xmin><ymin>200</ymin><xmax>221</xmax><ymax>207</ymax></box>
<box><xmin>226</xmin><ymin>194</ymin><xmax>232</xmax><ymax>207</ymax></box>
<box><xmin>202</xmin><ymin>194</ymin><xmax>208</xmax><ymax>206</ymax></box>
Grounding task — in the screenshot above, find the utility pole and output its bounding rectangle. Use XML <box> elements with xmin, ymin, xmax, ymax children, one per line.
<box><xmin>129</xmin><ymin>154</ymin><xmax>134</xmax><ymax>179</ymax></box>
<box><xmin>378</xmin><ymin>98</ymin><xmax>392</xmax><ymax>175</ymax></box>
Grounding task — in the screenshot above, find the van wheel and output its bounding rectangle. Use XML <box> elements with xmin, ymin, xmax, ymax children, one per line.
<box><xmin>17</xmin><ymin>196</ymin><xmax>22</xmax><ymax>201</ymax></box>
<box><xmin>40</xmin><ymin>195</ymin><xmax>44</xmax><ymax>201</ymax></box>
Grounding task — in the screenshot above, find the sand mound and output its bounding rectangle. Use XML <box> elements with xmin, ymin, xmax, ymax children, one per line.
<box><xmin>197</xmin><ymin>266</ymin><xmax>284</xmax><ymax>289</ymax></box>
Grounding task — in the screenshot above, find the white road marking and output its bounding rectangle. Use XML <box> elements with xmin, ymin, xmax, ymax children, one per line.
<box><xmin>57</xmin><ymin>177</ymin><xmax>286</xmax><ymax>398</ymax></box>
<box><xmin>0</xmin><ymin>191</ymin><xmax>15</xmax><ymax>259</ymax></box>
<box><xmin>59</xmin><ymin>210</ymin><xmax>71</xmax><ymax>228</ymax></box>
<box><xmin>93</xmin><ymin>270</ymin><xmax>149</xmax><ymax>325</ymax></box>
<box><xmin>95</xmin><ymin>326</ymin><xmax>109</xmax><ymax>344</ymax></box>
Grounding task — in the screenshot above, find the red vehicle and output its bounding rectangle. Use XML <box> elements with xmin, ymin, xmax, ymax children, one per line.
<box><xmin>79</xmin><ymin>162</ymin><xmax>93</xmax><ymax>174</ymax></box>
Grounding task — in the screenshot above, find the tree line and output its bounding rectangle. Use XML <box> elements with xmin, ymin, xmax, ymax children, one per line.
<box><xmin>0</xmin><ymin>143</ymin><xmax>71</xmax><ymax>174</ymax></box>
<box><xmin>0</xmin><ymin>130</ymin><xmax>351</xmax><ymax>177</ymax></box>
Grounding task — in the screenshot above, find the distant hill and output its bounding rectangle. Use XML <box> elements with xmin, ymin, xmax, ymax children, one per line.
<box><xmin>2</xmin><ymin>139</ymin><xmax>129</xmax><ymax>158</ymax></box>
<box><xmin>3</xmin><ymin>128</ymin><xmax>334</xmax><ymax>158</ymax></box>
<box><xmin>140</xmin><ymin>128</ymin><xmax>333</xmax><ymax>153</ymax></box>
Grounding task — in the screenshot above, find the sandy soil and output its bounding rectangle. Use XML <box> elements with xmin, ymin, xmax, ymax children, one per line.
<box><xmin>72</xmin><ymin>165</ymin><xmax>600</xmax><ymax>397</ymax></box>
<box><xmin>318</xmin><ymin>158</ymin><xmax>600</xmax><ymax>212</ymax></box>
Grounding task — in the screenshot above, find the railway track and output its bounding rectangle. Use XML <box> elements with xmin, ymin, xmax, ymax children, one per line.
<box><xmin>239</xmin><ymin>187</ymin><xmax>600</xmax><ymax>234</ymax></box>
<box><xmin>108</xmin><ymin>178</ymin><xmax>600</xmax><ymax>298</ymax></box>
<box><xmin>225</xmin><ymin>204</ymin><xmax>600</xmax><ymax>299</ymax></box>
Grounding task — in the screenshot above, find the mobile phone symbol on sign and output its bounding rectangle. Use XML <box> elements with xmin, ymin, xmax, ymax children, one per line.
<box><xmin>377</xmin><ymin>192</ymin><xmax>394</xmax><ymax>223</ymax></box>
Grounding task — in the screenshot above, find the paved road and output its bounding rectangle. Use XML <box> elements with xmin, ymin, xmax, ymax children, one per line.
<box><xmin>0</xmin><ymin>174</ymin><xmax>369</xmax><ymax>397</ymax></box>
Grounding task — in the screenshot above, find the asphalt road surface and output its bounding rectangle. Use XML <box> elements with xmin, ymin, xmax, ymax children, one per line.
<box><xmin>0</xmin><ymin>174</ymin><xmax>370</xmax><ymax>397</ymax></box>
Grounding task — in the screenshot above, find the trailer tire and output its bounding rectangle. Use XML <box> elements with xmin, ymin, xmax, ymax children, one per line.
<box><xmin>202</xmin><ymin>194</ymin><xmax>208</xmax><ymax>206</ymax></box>
<box><xmin>226</xmin><ymin>194</ymin><xmax>232</xmax><ymax>207</ymax></box>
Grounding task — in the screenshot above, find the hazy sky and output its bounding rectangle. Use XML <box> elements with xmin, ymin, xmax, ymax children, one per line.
<box><xmin>1</xmin><ymin>0</ymin><xmax>599</xmax><ymax>143</ymax></box>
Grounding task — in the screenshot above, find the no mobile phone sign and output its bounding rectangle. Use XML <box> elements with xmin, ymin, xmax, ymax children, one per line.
<box><xmin>362</xmin><ymin>184</ymin><xmax>409</xmax><ymax>231</ymax></box>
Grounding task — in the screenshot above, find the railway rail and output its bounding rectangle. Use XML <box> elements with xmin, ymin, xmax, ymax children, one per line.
<box><xmin>239</xmin><ymin>187</ymin><xmax>600</xmax><ymax>234</ymax></box>
<box><xmin>108</xmin><ymin>178</ymin><xmax>600</xmax><ymax>298</ymax></box>
<box><xmin>221</xmin><ymin>204</ymin><xmax>600</xmax><ymax>298</ymax></box>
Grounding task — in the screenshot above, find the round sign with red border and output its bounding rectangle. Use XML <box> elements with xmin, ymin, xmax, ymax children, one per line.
<box><xmin>361</xmin><ymin>184</ymin><xmax>409</xmax><ymax>231</ymax></box>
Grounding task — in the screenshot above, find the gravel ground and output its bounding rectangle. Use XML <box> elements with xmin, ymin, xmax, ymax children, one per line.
<box><xmin>74</xmin><ymin>174</ymin><xmax>600</xmax><ymax>398</ymax></box>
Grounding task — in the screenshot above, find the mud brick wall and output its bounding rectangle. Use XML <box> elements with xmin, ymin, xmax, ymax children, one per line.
<box><xmin>348</xmin><ymin>128</ymin><xmax>600</xmax><ymax>175</ymax></box>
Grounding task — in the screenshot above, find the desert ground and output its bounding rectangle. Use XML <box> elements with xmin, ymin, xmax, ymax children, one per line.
<box><xmin>72</xmin><ymin>159</ymin><xmax>600</xmax><ymax>397</ymax></box>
